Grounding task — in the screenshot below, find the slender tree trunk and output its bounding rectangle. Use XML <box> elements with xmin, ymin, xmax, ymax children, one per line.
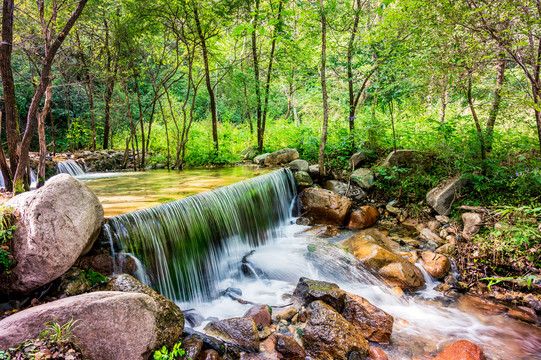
<box><xmin>37</xmin><ymin>83</ymin><xmax>52</xmax><ymax>187</ymax></box>
<box><xmin>251</xmin><ymin>0</ymin><xmax>262</xmax><ymax>151</ymax></box>
<box><xmin>486</xmin><ymin>54</ymin><xmax>506</xmax><ymax>152</ymax></box>
<box><xmin>133</xmin><ymin>71</ymin><xmax>145</xmax><ymax>168</ymax></box>
<box><xmin>76</xmin><ymin>31</ymin><xmax>96</xmax><ymax>150</ymax></box>
<box><xmin>347</xmin><ymin>0</ymin><xmax>361</xmax><ymax>138</ymax></box>
<box><xmin>0</xmin><ymin>113</ymin><xmax>12</xmax><ymax>191</ymax></box>
<box><xmin>389</xmin><ymin>100</ymin><xmax>397</xmax><ymax>152</ymax></box>
<box><xmin>243</xmin><ymin>80</ymin><xmax>253</xmax><ymax>134</ymax></box>
<box><xmin>50</xmin><ymin>107</ymin><xmax>56</xmax><ymax>155</ymax></box>
<box><xmin>440</xmin><ymin>89</ymin><xmax>447</xmax><ymax>124</ymax></box>
<box><xmin>318</xmin><ymin>0</ymin><xmax>328</xmax><ymax>177</ymax></box>
<box><xmin>466</xmin><ymin>76</ymin><xmax>487</xmax><ymax>175</ymax></box>
<box><xmin>193</xmin><ymin>4</ymin><xmax>218</xmax><ymax>152</ymax></box>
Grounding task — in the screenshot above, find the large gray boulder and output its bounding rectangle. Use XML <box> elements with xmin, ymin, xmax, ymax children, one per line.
<box><xmin>381</xmin><ymin>149</ymin><xmax>421</xmax><ymax>167</ymax></box>
<box><xmin>0</xmin><ymin>292</ymin><xmax>158</xmax><ymax>360</ymax></box>
<box><xmin>240</xmin><ymin>146</ymin><xmax>258</xmax><ymax>161</ymax></box>
<box><xmin>426</xmin><ymin>177</ymin><xmax>467</xmax><ymax>215</ymax></box>
<box><xmin>351</xmin><ymin>168</ymin><xmax>375</xmax><ymax>190</ymax></box>
<box><xmin>288</xmin><ymin>159</ymin><xmax>309</xmax><ymax>172</ymax></box>
<box><xmin>1</xmin><ymin>174</ymin><xmax>104</xmax><ymax>294</ymax></box>
<box><xmin>253</xmin><ymin>153</ymin><xmax>270</xmax><ymax>165</ymax></box>
<box><xmin>264</xmin><ymin>148</ymin><xmax>299</xmax><ymax>165</ymax></box>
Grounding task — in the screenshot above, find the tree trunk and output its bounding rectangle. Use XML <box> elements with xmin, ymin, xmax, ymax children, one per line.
<box><xmin>37</xmin><ymin>83</ymin><xmax>52</xmax><ymax>188</ymax></box>
<box><xmin>486</xmin><ymin>54</ymin><xmax>506</xmax><ymax>152</ymax></box>
<box><xmin>440</xmin><ymin>89</ymin><xmax>447</xmax><ymax>124</ymax></box>
<box><xmin>318</xmin><ymin>0</ymin><xmax>328</xmax><ymax>177</ymax></box>
<box><xmin>193</xmin><ymin>4</ymin><xmax>218</xmax><ymax>152</ymax></box>
<box><xmin>251</xmin><ymin>0</ymin><xmax>263</xmax><ymax>152</ymax></box>
<box><xmin>466</xmin><ymin>76</ymin><xmax>487</xmax><ymax>175</ymax></box>
<box><xmin>0</xmin><ymin>113</ymin><xmax>12</xmax><ymax>191</ymax></box>
<box><xmin>347</xmin><ymin>0</ymin><xmax>361</xmax><ymax>138</ymax></box>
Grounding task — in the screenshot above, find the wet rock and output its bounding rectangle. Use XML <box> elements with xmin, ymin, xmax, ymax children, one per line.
<box><xmin>240</xmin><ymin>146</ymin><xmax>258</xmax><ymax>161</ymax></box>
<box><xmin>368</xmin><ymin>347</ymin><xmax>388</xmax><ymax>360</ymax></box>
<box><xmin>432</xmin><ymin>340</ymin><xmax>486</xmax><ymax>360</ymax></box>
<box><xmin>300</xmin><ymin>300</ymin><xmax>369</xmax><ymax>360</ymax></box>
<box><xmin>347</xmin><ymin>206</ymin><xmax>380</xmax><ymax>229</ymax></box>
<box><xmin>420</xmin><ymin>228</ymin><xmax>444</xmax><ymax>244</ymax></box>
<box><xmin>254</xmin><ymin>153</ymin><xmax>270</xmax><ymax>165</ymax></box>
<box><xmin>295</xmin><ymin>217</ymin><xmax>312</xmax><ymax>226</ymax></box>
<box><xmin>288</xmin><ymin>159</ymin><xmax>309</xmax><ymax>172</ymax></box>
<box><xmin>293</xmin><ymin>171</ymin><xmax>313</xmax><ymax>187</ymax></box>
<box><xmin>2</xmin><ymin>174</ymin><xmax>104</xmax><ymax>294</ymax></box>
<box><xmin>507</xmin><ymin>307</ymin><xmax>537</xmax><ymax>324</ymax></box>
<box><xmin>298</xmin><ymin>225</ymin><xmax>340</xmax><ymax>238</ymax></box>
<box><xmin>244</xmin><ymin>305</ymin><xmax>271</xmax><ymax>328</ymax></box>
<box><xmin>340</xmin><ymin>234</ymin><xmax>425</xmax><ymax>291</ymax></box>
<box><xmin>462</xmin><ymin>213</ymin><xmax>482</xmax><ymax>241</ymax></box>
<box><xmin>381</xmin><ymin>149</ymin><xmax>421</xmax><ymax>167</ymax></box>
<box><xmin>291</xmin><ymin>277</ymin><xmax>346</xmax><ymax>312</ymax></box>
<box><xmin>421</xmin><ymin>251</ymin><xmax>450</xmax><ymax>279</ymax></box>
<box><xmin>426</xmin><ymin>177</ymin><xmax>467</xmax><ymax>215</ymax></box>
<box><xmin>351</xmin><ymin>168</ymin><xmax>375</xmax><ymax>190</ymax></box>
<box><xmin>350</xmin><ymin>152</ymin><xmax>369</xmax><ymax>170</ymax></box>
<box><xmin>183</xmin><ymin>336</ymin><xmax>204</xmax><ymax>360</ymax></box>
<box><xmin>76</xmin><ymin>253</ymin><xmax>136</xmax><ymax>276</ymax></box>
<box><xmin>427</xmin><ymin>220</ymin><xmax>441</xmax><ymax>232</ymax></box>
<box><xmin>342</xmin><ymin>293</ymin><xmax>393</xmax><ymax>344</ymax></box>
<box><xmin>298</xmin><ymin>188</ymin><xmax>353</xmax><ymax>226</ymax></box>
<box><xmin>0</xmin><ymin>292</ymin><xmax>158</xmax><ymax>360</ymax></box>
<box><xmin>104</xmin><ymin>274</ymin><xmax>184</xmax><ymax>349</ymax></box>
<box><xmin>204</xmin><ymin>317</ymin><xmax>259</xmax><ymax>352</ymax></box>
<box><xmin>275</xmin><ymin>307</ymin><xmax>298</xmax><ymax>322</ymax></box>
<box><xmin>264</xmin><ymin>148</ymin><xmax>299</xmax><ymax>165</ymax></box>
<box><xmin>261</xmin><ymin>333</ymin><xmax>305</xmax><ymax>360</ymax></box>
<box><xmin>198</xmin><ymin>349</ymin><xmax>221</xmax><ymax>360</ymax></box>
<box><xmin>458</xmin><ymin>295</ymin><xmax>508</xmax><ymax>316</ymax></box>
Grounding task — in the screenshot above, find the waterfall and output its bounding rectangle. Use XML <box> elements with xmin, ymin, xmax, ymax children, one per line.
<box><xmin>56</xmin><ymin>160</ymin><xmax>85</xmax><ymax>176</ymax></box>
<box><xmin>104</xmin><ymin>169</ymin><xmax>296</xmax><ymax>302</ymax></box>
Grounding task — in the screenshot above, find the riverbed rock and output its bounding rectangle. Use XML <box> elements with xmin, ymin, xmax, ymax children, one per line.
<box><xmin>244</xmin><ymin>305</ymin><xmax>271</xmax><ymax>328</ymax></box>
<box><xmin>299</xmin><ymin>300</ymin><xmax>369</xmax><ymax>360</ymax></box>
<box><xmin>462</xmin><ymin>212</ymin><xmax>483</xmax><ymax>241</ymax></box>
<box><xmin>421</xmin><ymin>251</ymin><xmax>450</xmax><ymax>279</ymax></box>
<box><xmin>264</xmin><ymin>148</ymin><xmax>299</xmax><ymax>165</ymax></box>
<box><xmin>368</xmin><ymin>347</ymin><xmax>389</xmax><ymax>360</ymax></box>
<box><xmin>381</xmin><ymin>149</ymin><xmax>421</xmax><ymax>167</ymax></box>
<box><xmin>0</xmin><ymin>291</ymin><xmax>158</xmax><ymax>360</ymax></box>
<box><xmin>432</xmin><ymin>340</ymin><xmax>486</xmax><ymax>360</ymax></box>
<box><xmin>323</xmin><ymin>180</ymin><xmax>348</xmax><ymax>195</ymax></box>
<box><xmin>293</xmin><ymin>171</ymin><xmax>313</xmax><ymax>187</ymax></box>
<box><xmin>420</xmin><ymin>228</ymin><xmax>445</xmax><ymax>244</ymax></box>
<box><xmin>1</xmin><ymin>174</ymin><xmax>104</xmax><ymax>294</ymax></box>
<box><xmin>104</xmin><ymin>274</ymin><xmax>184</xmax><ymax>349</ymax></box>
<box><xmin>340</xmin><ymin>234</ymin><xmax>425</xmax><ymax>291</ymax></box>
<box><xmin>350</xmin><ymin>152</ymin><xmax>369</xmax><ymax>170</ymax></box>
<box><xmin>351</xmin><ymin>168</ymin><xmax>375</xmax><ymax>190</ymax></box>
<box><xmin>308</xmin><ymin>165</ymin><xmax>320</xmax><ymax>179</ymax></box>
<box><xmin>298</xmin><ymin>188</ymin><xmax>353</xmax><ymax>226</ymax></box>
<box><xmin>347</xmin><ymin>206</ymin><xmax>380</xmax><ymax>229</ymax></box>
<box><xmin>240</xmin><ymin>146</ymin><xmax>258</xmax><ymax>161</ymax></box>
<box><xmin>261</xmin><ymin>334</ymin><xmax>305</xmax><ymax>360</ymax></box>
<box><xmin>254</xmin><ymin>153</ymin><xmax>270</xmax><ymax>165</ymax></box>
<box><xmin>342</xmin><ymin>293</ymin><xmax>393</xmax><ymax>344</ymax></box>
<box><xmin>275</xmin><ymin>307</ymin><xmax>298</xmax><ymax>322</ymax></box>
<box><xmin>56</xmin><ymin>267</ymin><xmax>92</xmax><ymax>296</ymax></box>
<box><xmin>183</xmin><ymin>336</ymin><xmax>204</xmax><ymax>360</ymax></box>
<box><xmin>426</xmin><ymin>177</ymin><xmax>467</xmax><ymax>215</ymax></box>
<box><xmin>75</xmin><ymin>253</ymin><xmax>136</xmax><ymax>276</ymax></box>
<box><xmin>292</xmin><ymin>277</ymin><xmax>346</xmax><ymax>312</ymax></box>
<box><xmin>204</xmin><ymin>317</ymin><xmax>259</xmax><ymax>352</ymax></box>
<box><xmin>288</xmin><ymin>159</ymin><xmax>309</xmax><ymax>172</ymax></box>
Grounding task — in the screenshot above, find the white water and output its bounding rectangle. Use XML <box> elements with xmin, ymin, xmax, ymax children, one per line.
<box><xmin>56</xmin><ymin>160</ymin><xmax>85</xmax><ymax>176</ymax></box>
<box><xmin>172</xmin><ymin>220</ymin><xmax>541</xmax><ymax>360</ymax></box>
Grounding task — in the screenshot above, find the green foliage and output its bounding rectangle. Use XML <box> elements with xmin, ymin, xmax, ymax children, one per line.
<box><xmin>82</xmin><ymin>269</ymin><xmax>107</xmax><ymax>286</ymax></box>
<box><xmin>0</xmin><ymin>350</ymin><xmax>10</xmax><ymax>360</ymax></box>
<box><xmin>153</xmin><ymin>342</ymin><xmax>186</xmax><ymax>360</ymax></box>
<box><xmin>39</xmin><ymin>316</ymin><xmax>80</xmax><ymax>345</ymax></box>
<box><xmin>0</xmin><ymin>206</ymin><xmax>18</xmax><ymax>275</ymax></box>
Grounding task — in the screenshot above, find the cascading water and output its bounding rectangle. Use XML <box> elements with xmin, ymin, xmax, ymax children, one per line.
<box><xmin>56</xmin><ymin>160</ymin><xmax>85</xmax><ymax>176</ymax></box>
<box><xmin>104</xmin><ymin>168</ymin><xmax>296</xmax><ymax>302</ymax></box>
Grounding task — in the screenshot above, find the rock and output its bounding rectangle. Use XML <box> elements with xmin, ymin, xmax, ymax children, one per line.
<box><xmin>0</xmin><ymin>292</ymin><xmax>158</xmax><ymax>360</ymax></box>
<box><xmin>385</xmin><ymin>205</ymin><xmax>402</xmax><ymax>216</ymax></box>
<box><xmin>57</xmin><ymin>267</ymin><xmax>92</xmax><ymax>296</ymax></box>
<box><xmin>381</xmin><ymin>149</ymin><xmax>421</xmax><ymax>167</ymax></box>
<box><xmin>300</xmin><ymin>300</ymin><xmax>369</xmax><ymax>360</ymax></box>
<box><xmin>297</xmin><ymin>225</ymin><xmax>339</xmax><ymax>238</ymax></box>
<box><xmin>458</xmin><ymin>295</ymin><xmax>508</xmax><ymax>316</ymax></box>
<box><xmin>254</xmin><ymin>153</ymin><xmax>270</xmax><ymax>165</ymax></box>
<box><xmin>462</xmin><ymin>213</ymin><xmax>483</xmax><ymax>241</ymax></box>
<box><xmin>296</xmin><ymin>217</ymin><xmax>312</xmax><ymax>226</ymax></box>
<box><xmin>275</xmin><ymin>307</ymin><xmax>297</xmax><ymax>322</ymax></box>
<box><xmin>288</xmin><ymin>159</ymin><xmax>309</xmax><ymax>172</ymax></box>
<box><xmin>322</xmin><ymin>180</ymin><xmax>348</xmax><ymax>195</ymax></box>
<box><xmin>432</xmin><ymin>340</ymin><xmax>486</xmax><ymax>360</ymax></box>
<box><xmin>104</xmin><ymin>274</ymin><xmax>184</xmax><ymax>349</ymax></box>
<box><xmin>507</xmin><ymin>307</ymin><xmax>537</xmax><ymax>324</ymax></box>
<box><xmin>204</xmin><ymin>317</ymin><xmax>259</xmax><ymax>352</ymax></box>
<box><xmin>293</xmin><ymin>171</ymin><xmax>313</xmax><ymax>187</ymax></box>
<box><xmin>244</xmin><ymin>305</ymin><xmax>271</xmax><ymax>328</ymax></box>
<box><xmin>349</xmin><ymin>152</ymin><xmax>369</xmax><ymax>170</ymax></box>
<box><xmin>240</xmin><ymin>146</ymin><xmax>258</xmax><ymax>161</ymax></box>
<box><xmin>347</xmin><ymin>206</ymin><xmax>380</xmax><ymax>229</ymax></box>
<box><xmin>308</xmin><ymin>165</ymin><xmax>320</xmax><ymax>178</ymax></box>
<box><xmin>351</xmin><ymin>168</ymin><xmax>375</xmax><ymax>190</ymax></box>
<box><xmin>2</xmin><ymin>174</ymin><xmax>104</xmax><ymax>294</ymax></box>
<box><xmin>198</xmin><ymin>349</ymin><xmax>221</xmax><ymax>360</ymax></box>
<box><xmin>292</xmin><ymin>277</ymin><xmax>346</xmax><ymax>312</ymax></box>
<box><xmin>342</xmin><ymin>293</ymin><xmax>393</xmax><ymax>344</ymax></box>
<box><xmin>421</xmin><ymin>251</ymin><xmax>450</xmax><ymax>279</ymax></box>
<box><xmin>420</xmin><ymin>228</ymin><xmax>444</xmax><ymax>244</ymax></box>
<box><xmin>340</xmin><ymin>234</ymin><xmax>425</xmax><ymax>291</ymax></box>
<box><xmin>368</xmin><ymin>347</ymin><xmax>389</xmax><ymax>360</ymax></box>
<box><xmin>427</xmin><ymin>220</ymin><xmax>441</xmax><ymax>232</ymax></box>
<box><xmin>436</xmin><ymin>243</ymin><xmax>455</xmax><ymax>256</ymax></box>
<box><xmin>261</xmin><ymin>334</ymin><xmax>305</xmax><ymax>360</ymax></box>
<box><xmin>298</xmin><ymin>188</ymin><xmax>353</xmax><ymax>226</ymax></box>
<box><xmin>264</xmin><ymin>148</ymin><xmax>299</xmax><ymax>165</ymax></box>
<box><xmin>426</xmin><ymin>177</ymin><xmax>467</xmax><ymax>215</ymax></box>
<box><xmin>435</xmin><ymin>215</ymin><xmax>449</xmax><ymax>224</ymax></box>
<box><xmin>75</xmin><ymin>253</ymin><xmax>136</xmax><ymax>276</ymax></box>
<box><xmin>183</xmin><ymin>336</ymin><xmax>204</xmax><ymax>360</ymax></box>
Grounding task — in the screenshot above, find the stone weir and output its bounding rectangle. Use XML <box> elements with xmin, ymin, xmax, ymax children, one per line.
<box><xmin>104</xmin><ymin>169</ymin><xmax>296</xmax><ymax>303</ymax></box>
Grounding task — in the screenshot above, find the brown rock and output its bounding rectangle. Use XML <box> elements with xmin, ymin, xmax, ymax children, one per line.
<box><xmin>427</xmin><ymin>220</ymin><xmax>441</xmax><ymax>232</ymax></box>
<box><xmin>420</xmin><ymin>228</ymin><xmax>444</xmax><ymax>244</ymax></box>
<box><xmin>297</xmin><ymin>225</ymin><xmax>340</xmax><ymax>238</ymax></box>
<box><xmin>507</xmin><ymin>307</ymin><xmax>537</xmax><ymax>324</ymax></box>
<box><xmin>0</xmin><ymin>292</ymin><xmax>157</xmax><ymax>360</ymax></box>
<box><xmin>421</xmin><ymin>251</ymin><xmax>451</xmax><ymax>279</ymax></box>
<box><xmin>369</xmin><ymin>347</ymin><xmax>389</xmax><ymax>360</ymax></box>
<box><xmin>300</xmin><ymin>301</ymin><xmax>369</xmax><ymax>360</ymax></box>
<box><xmin>2</xmin><ymin>174</ymin><xmax>104</xmax><ymax>294</ymax></box>
<box><xmin>183</xmin><ymin>336</ymin><xmax>204</xmax><ymax>360</ymax></box>
<box><xmin>264</xmin><ymin>148</ymin><xmax>299</xmax><ymax>165</ymax></box>
<box><xmin>76</xmin><ymin>253</ymin><xmax>136</xmax><ymax>276</ymax></box>
<box><xmin>462</xmin><ymin>213</ymin><xmax>483</xmax><ymax>241</ymax></box>
<box><xmin>204</xmin><ymin>317</ymin><xmax>259</xmax><ymax>352</ymax></box>
<box><xmin>458</xmin><ymin>295</ymin><xmax>508</xmax><ymax>316</ymax></box>
<box><xmin>340</xmin><ymin>234</ymin><xmax>425</xmax><ymax>291</ymax></box>
<box><xmin>244</xmin><ymin>305</ymin><xmax>271</xmax><ymax>328</ymax></box>
<box><xmin>347</xmin><ymin>206</ymin><xmax>380</xmax><ymax>229</ymax></box>
<box><xmin>298</xmin><ymin>188</ymin><xmax>353</xmax><ymax>226</ymax></box>
<box><xmin>275</xmin><ymin>307</ymin><xmax>297</xmax><ymax>322</ymax></box>
<box><xmin>262</xmin><ymin>334</ymin><xmax>305</xmax><ymax>360</ymax></box>
<box><xmin>198</xmin><ymin>350</ymin><xmax>221</xmax><ymax>360</ymax></box>
<box><xmin>432</xmin><ymin>340</ymin><xmax>486</xmax><ymax>360</ymax></box>
<box><xmin>291</xmin><ymin>277</ymin><xmax>346</xmax><ymax>312</ymax></box>
<box><xmin>342</xmin><ymin>293</ymin><xmax>393</xmax><ymax>344</ymax></box>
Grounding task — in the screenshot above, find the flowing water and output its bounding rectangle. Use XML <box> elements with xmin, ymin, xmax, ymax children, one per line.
<box><xmin>104</xmin><ymin>169</ymin><xmax>541</xmax><ymax>359</ymax></box>
<box><xmin>56</xmin><ymin>160</ymin><xmax>85</xmax><ymax>176</ymax></box>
